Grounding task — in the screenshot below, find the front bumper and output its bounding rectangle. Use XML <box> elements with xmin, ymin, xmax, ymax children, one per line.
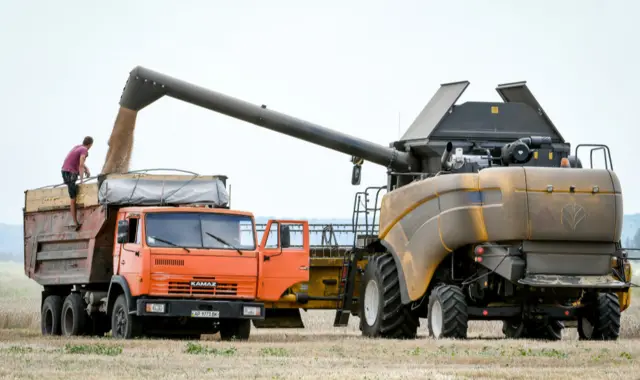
<box><xmin>135</xmin><ymin>298</ymin><xmax>265</xmax><ymax>320</ymax></box>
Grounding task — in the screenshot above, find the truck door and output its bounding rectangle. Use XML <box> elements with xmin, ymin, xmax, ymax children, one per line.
<box><xmin>257</xmin><ymin>220</ymin><xmax>310</xmax><ymax>301</ymax></box>
<box><xmin>114</xmin><ymin>213</ymin><xmax>142</xmax><ymax>278</ymax></box>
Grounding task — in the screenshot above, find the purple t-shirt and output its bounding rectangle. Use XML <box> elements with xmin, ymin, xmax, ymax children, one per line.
<box><xmin>62</xmin><ymin>145</ymin><xmax>89</xmax><ymax>173</ymax></box>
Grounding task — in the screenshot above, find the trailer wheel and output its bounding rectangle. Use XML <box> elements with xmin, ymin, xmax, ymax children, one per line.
<box><xmin>41</xmin><ymin>295</ymin><xmax>63</xmax><ymax>336</ymax></box>
<box><xmin>359</xmin><ymin>253</ymin><xmax>419</xmax><ymax>339</ymax></box>
<box><xmin>219</xmin><ymin>319</ymin><xmax>251</xmax><ymax>341</ymax></box>
<box><xmin>61</xmin><ymin>293</ymin><xmax>87</xmax><ymax>336</ymax></box>
<box><xmin>578</xmin><ymin>292</ymin><xmax>620</xmax><ymax>341</ymax></box>
<box><xmin>111</xmin><ymin>294</ymin><xmax>142</xmax><ymax>339</ymax></box>
<box><xmin>427</xmin><ymin>284</ymin><xmax>468</xmax><ymax>339</ymax></box>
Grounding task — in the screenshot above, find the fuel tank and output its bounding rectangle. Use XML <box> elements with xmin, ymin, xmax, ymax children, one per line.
<box><xmin>378</xmin><ymin>166</ymin><xmax>623</xmax><ymax>302</ymax></box>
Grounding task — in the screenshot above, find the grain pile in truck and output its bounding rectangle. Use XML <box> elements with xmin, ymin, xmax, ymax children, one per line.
<box><xmin>106</xmin><ymin>66</ymin><xmax>634</xmax><ymax>341</ymax></box>
<box><xmin>23</xmin><ymin>170</ymin><xmax>310</xmax><ymax>340</ymax></box>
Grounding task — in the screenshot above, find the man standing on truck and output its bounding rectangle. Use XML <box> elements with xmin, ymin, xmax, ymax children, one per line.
<box><xmin>61</xmin><ymin>136</ymin><xmax>93</xmax><ymax>230</ymax></box>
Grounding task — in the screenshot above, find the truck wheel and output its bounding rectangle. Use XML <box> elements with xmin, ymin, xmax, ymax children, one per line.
<box><xmin>578</xmin><ymin>292</ymin><xmax>620</xmax><ymax>341</ymax></box>
<box><xmin>61</xmin><ymin>293</ymin><xmax>87</xmax><ymax>336</ymax></box>
<box><xmin>41</xmin><ymin>295</ymin><xmax>63</xmax><ymax>336</ymax></box>
<box><xmin>359</xmin><ymin>253</ymin><xmax>419</xmax><ymax>339</ymax></box>
<box><xmin>427</xmin><ymin>284</ymin><xmax>468</xmax><ymax>339</ymax></box>
<box><xmin>111</xmin><ymin>294</ymin><xmax>142</xmax><ymax>339</ymax></box>
<box><xmin>219</xmin><ymin>319</ymin><xmax>251</xmax><ymax>341</ymax></box>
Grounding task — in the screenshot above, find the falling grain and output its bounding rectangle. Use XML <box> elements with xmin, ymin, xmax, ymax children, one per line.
<box><xmin>101</xmin><ymin>107</ymin><xmax>138</xmax><ymax>174</ymax></box>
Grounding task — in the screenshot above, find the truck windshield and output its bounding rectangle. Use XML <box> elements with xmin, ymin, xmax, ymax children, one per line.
<box><xmin>145</xmin><ymin>212</ymin><xmax>255</xmax><ymax>250</ymax></box>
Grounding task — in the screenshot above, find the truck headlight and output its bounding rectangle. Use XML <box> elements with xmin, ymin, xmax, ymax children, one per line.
<box><xmin>243</xmin><ymin>306</ymin><xmax>261</xmax><ymax>316</ymax></box>
<box><xmin>145</xmin><ymin>303</ymin><xmax>166</xmax><ymax>313</ymax></box>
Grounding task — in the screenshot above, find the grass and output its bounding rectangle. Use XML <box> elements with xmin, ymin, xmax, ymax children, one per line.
<box><xmin>2</xmin><ymin>260</ymin><xmax>640</xmax><ymax>379</ymax></box>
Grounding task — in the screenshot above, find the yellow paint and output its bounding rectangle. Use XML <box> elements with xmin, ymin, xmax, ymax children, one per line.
<box><xmin>548</xmin><ymin>152</ymin><xmax>553</xmax><ymax>160</ymax></box>
<box><xmin>491</xmin><ymin>106</ymin><xmax>499</xmax><ymax>114</ymax></box>
<box><xmin>534</xmin><ymin>151</ymin><xmax>539</xmax><ymax>160</ymax></box>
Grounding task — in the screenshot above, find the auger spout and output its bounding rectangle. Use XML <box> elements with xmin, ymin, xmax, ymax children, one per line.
<box><xmin>117</xmin><ymin>66</ymin><xmax>416</xmax><ymax>172</ymax></box>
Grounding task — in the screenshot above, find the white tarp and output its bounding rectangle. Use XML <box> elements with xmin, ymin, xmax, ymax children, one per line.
<box><xmin>97</xmin><ymin>176</ymin><xmax>229</xmax><ymax>207</ymax></box>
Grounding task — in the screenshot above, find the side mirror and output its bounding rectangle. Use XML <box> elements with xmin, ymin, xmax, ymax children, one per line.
<box><xmin>351</xmin><ymin>156</ymin><xmax>363</xmax><ymax>186</ymax></box>
<box><xmin>117</xmin><ymin>220</ymin><xmax>129</xmax><ymax>244</ymax></box>
<box><xmin>280</xmin><ymin>224</ymin><xmax>291</xmax><ymax>249</ymax></box>
<box><xmin>351</xmin><ymin>164</ymin><xmax>361</xmax><ymax>186</ymax></box>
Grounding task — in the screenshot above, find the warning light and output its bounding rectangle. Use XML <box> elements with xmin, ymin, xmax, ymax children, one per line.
<box><xmin>564</xmin><ymin>310</ymin><xmax>570</xmax><ymax>316</ymax></box>
<box><xmin>483</xmin><ymin>310</ymin><xmax>488</xmax><ymax>316</ymax></box>
<box><xmin>476</xmin><ymin>257</ymin><xmax>483</xmax><ymax>263</ymax></box>
<box><xmin>475</xmin><ymin>246</ymin><xmax>485</xmax><ymax>255</ymax></box>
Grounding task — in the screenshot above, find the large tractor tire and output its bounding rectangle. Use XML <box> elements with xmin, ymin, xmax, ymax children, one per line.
<box><xmin>61</xmin><ymin>292</ymin><xmax>87</xmax><ymax>336</ymax></box>
<box><xmin>578</xmin><ymin>292</ymin><xmax>620</xmax><ymax>341</ymax></box>
<box><xmin>41</xmin><ymin>295</ymin><xmax>63</xmax><ymax>336</ymax></box>
<box><xmin>427</xmin><ymin>284</ymin><xmax>468</xmax><ymax>339</ymax></box>
<box><xmin>359</xmin><ymin>253</ymin><xmax>419</xmax><ymax>339</ymax></box>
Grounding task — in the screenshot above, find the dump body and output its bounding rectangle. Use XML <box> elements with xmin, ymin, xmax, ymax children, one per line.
<box><xmin>379</xmin><ymin>166</ymin><xmax>625</xmax><ymax>303</ymax></box>
<box><xmin>24</xmin><ymin>204</ymin><xmax>115</xmax><ymax>286</ymax></box>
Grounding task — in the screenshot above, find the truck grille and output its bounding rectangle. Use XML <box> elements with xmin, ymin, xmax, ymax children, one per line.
<box><xmin>150</xmin><ymin>274</ymin><xmax>256</xmax><ymax>298</ymax></box>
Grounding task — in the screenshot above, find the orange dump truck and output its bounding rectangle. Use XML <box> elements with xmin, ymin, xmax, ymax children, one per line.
<box><xmin>23</xmin><ymin>170</ymin><xmax>309</xmax><ymax>340</ymax></box>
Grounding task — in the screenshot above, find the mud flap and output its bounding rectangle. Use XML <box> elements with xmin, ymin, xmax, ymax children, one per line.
<box><xmin>252</xmin><ymin>308</ymin><xmax>305</xmax><ymax>329</ymax></box>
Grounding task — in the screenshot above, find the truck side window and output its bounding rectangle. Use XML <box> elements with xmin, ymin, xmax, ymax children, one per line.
<box><xmin>265</xmin><ymin>223</ymin><xmax>279</xmax><ymax>249</ymax></box>
<box><xmin>128</xmin><ymin>218</ymin><xmax>139</xmax><ymax>244</ymax></box>
<box><xmin>282</xmin><ymin>223</ymin><xmax>303</xmax><ymax>250</ymax></box>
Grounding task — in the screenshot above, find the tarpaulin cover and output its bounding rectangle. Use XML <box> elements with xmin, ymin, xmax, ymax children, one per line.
<box><xmin>97</xmin><ymin>176</ymin><xmax>229</xmax><ymax>207</ymax></box>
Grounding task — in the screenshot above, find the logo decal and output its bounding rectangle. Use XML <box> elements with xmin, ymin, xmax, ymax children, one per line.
<box><xmin>190</xmin><ymin>281</ymin><xmax>217</xmax><ymax>287</ymax></box>
<box><xmin>561</xmin><ymin>202</ymin><xmax>586</xmax><ymax>231</ymax></box>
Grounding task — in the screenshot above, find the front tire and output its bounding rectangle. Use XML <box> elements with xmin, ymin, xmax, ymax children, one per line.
<box><xmin>578</xmin><ymin>292</ymin><xmax>620</xmax><ymax>341</ymax></box>
<box><xmin>359</xmin><ymin>253</ymin><xmax>419</xmax><ymax>339</ymax></box>
<box><xmin>219</xmin><ymin>319</ymin><xmax>251</xmax><ymax>341</ymax></box>
<box><xmin>111</xmin><ymin>294</ymin><xmax>142</xmax><ymax>339</ymax></box>
<box><xmin>427</xmin><ymin>284</ymin><xmax>468</xmax><ymax>339</ymax></box>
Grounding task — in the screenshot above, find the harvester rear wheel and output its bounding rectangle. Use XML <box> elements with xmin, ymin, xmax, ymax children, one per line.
<box><xmin>578</xmin><ymin>292</ymin><xmax>620</xmax><ymax>341</ymax></box>
<box><xmin>61</xmin><ymin>292</ymin><xmax>87</xmax><ymax>336</ymax></box>
<box><xmin>427</xmin><ymin>284</ymin><xmax>468</xmax><ymax>339</ymax></box>
<box><xmin>41</xmin><ymin>295</ymin><xmax>63</xmax><ymax>336</ymax></box>
<box><xmin>359</xmin><ymin>253</ymin><xmax>419</xmax><ymax>339</ymax></box>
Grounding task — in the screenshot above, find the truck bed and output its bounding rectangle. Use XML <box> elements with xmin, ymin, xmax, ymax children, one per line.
<box><xmin>24</xmin><ymin>204</ymin><xmax>116</xmax><ymax>286</ymax></box>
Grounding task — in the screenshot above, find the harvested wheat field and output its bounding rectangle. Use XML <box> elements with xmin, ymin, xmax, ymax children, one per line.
<box><xmin>2</xmin><ymin>261</ymin><xmax>639</xmax><ymax>380</ymax></box>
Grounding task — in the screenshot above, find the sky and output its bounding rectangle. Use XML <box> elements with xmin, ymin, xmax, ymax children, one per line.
<box><xmin>0</xmin><ymin>0</ymin><xmax>638</xmax><ymax>224</ymax></box>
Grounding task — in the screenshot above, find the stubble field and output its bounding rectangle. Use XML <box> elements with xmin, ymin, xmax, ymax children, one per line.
<box><xmin>1</xmin><ymin>261</ymin><xmax>640</xmax><ymax>380</ymax></box>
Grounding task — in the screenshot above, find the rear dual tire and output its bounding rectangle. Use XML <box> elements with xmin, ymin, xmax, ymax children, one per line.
<box><xmin>41</xmin><ymin>295</ymin><xmax>63</xmax><ymax>336</ymax></box>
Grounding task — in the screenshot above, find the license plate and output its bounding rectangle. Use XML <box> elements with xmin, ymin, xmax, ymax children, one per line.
<box><xmin>191</xmin><ymin>310</ymin><xmax>220</xmax><ymax>318</ymax></box>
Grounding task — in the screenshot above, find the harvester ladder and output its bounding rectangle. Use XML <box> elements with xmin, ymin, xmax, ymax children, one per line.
<box><xmin>333</xmin><ymin>186</ymin><xmax>385</xmax><ymax>327</ymax></box>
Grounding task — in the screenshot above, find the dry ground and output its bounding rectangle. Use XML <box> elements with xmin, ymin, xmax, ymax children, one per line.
<box><xmin>1</xmin><ymin>261</ymin><xmax>640</xmax><ymax>380</ymax></box>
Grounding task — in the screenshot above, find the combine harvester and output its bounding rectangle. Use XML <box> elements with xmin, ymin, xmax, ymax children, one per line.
<box><xmin>23</xmin><ymin>170</ymin><xmax>311</xmax><ymax>340</ymax></box>
<box><xmin>107</xmin><ymin>66</ymin><xmax>634</xmax><ymax>341</ymax></box>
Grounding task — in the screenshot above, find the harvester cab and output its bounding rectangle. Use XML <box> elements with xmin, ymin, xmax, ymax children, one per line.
<box><xmin>112</xmin><ymin>67</ymin><xmax>631</xmax><ymax>342</ymax></box>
